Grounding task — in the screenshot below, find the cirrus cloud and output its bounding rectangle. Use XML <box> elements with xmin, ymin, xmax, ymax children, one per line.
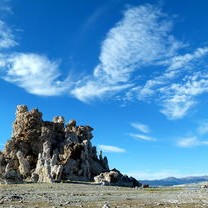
<box><xmin>98</xmin><ymin>145</ymin><xmax>126</xmax><ymax>153</ymax></box>
<box><xmin>129</xmin><ymin>133</ymin><xmax>156</xmax><ymax>142</ymax></box>
<box><xmin>130</xmin><ymin>122</ymin><xmax>150</xmax><ymax>134</ymax></box>
<box><xmin>177</xmin><ymin>137</ymin><xmax>208</xmax><ymax>148</ymax></box>
<box><xmin>0</xmin><ymin>20</ymin><xmax>17</xmax><ymax>49</ymax></box>
<box><xmin>71</xmin><ymin>4</ymin><xmax>183</xmax><ymax>103</ymax></box>
<box><xmin>1</xmin><ymin>3</ymin><xmax>208</xmax><ymax>121</ymax></box>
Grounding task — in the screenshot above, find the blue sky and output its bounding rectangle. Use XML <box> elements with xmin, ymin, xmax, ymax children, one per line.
<box><xmin>1</xmin><ymin>0</ymin><xmax>208</xmax><ymax>180</ymax></box>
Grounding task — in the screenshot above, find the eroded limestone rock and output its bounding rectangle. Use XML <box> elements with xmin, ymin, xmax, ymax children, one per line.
<box><xmin>0</xmin><ymin>105</ymin><xmax>140</xmax><ymax>186</ymax></box>
<box><xmin>33</xmin><ymin>141</ymin><xmax>63</xmax><ymax>182</ymax></box>
<box><xmin>94</xmin><ymin>169</ymin><xmax>142</xmax><ymax>187</ymax></box>
<box><xmin>16</xmin><ymin>151</ymin><xmax>30</xmax><ymax>178</ymax></box>
<box><xmin>0</xmin><ymin>105</ymin><xmax>109</xmax><ymax>183</ymax></box>
<box><xmin>4</xmin><ymin>169</ymin><xmax>23</xmax><ymax>184</ymax></box>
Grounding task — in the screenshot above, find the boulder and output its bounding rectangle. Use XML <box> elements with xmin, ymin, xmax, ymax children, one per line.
<box><xmin>0</xmin><ymin>152</ymin><xmax>6</xmax><ymax>174</ymax></box>
<box><xmin>4</xmin><ymin>169</ymin><xmax>23</xmax><ymax>184</ymax></box>
<box><xmin>94</xmin><ymin>169</ymin><xmax>142</xmax><ymax>187</ymax></box>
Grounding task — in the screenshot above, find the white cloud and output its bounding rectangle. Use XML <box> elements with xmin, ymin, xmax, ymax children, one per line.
<box><xmin>98</xmin><ymin>145</ymin><xmax>126</xmax><ymax>153</ymax></box>
<box><xmin>177</xmin><ymin>136</ymin><xmax>208</xmax><ymax>148</ymax></box>
<box><xmin>1</xmin><ymin>53</ymin><xmax>71</xmax><ymax>96</ymax></box>
<box><xmin>136</xmin><ymin>46</ymin><xmax>208</xmax><ymax>119</ymax></box>
<box><xmin>177</xmin><ymin>137</ymin><xmax>199</xmax><ymax>148</ymax></box>
<box><xmin>0</xmin><ymin>53</ymin><xmax>6</xmax><ymax>67</ymax></box>
<box><xmin>72</xmin><ymin>4</ymin><xmax>183</xmax><ymax>102</ymax></box>
<box><xmin>130</xmin><ymin>122</ymin><xmax>150</xmax><ymax>134</ymax></box>
<box><xmin>129</xmin><ymin>133</ymin><xmax>156</xmax><ymax>142</ymax></box>
<box><xmin>71</xmin><ymin>80</ymin><xmax>132</xmax><ymax>103</ymax></box>
<box><xmin>129</xmin><ymin>122</ymin><xmax>155</xmax><ymax>142</ymax></box>
<box><xmin>1</xmin><ymin>3</ymin><xmax>208</xmax><ymax>121</ymax></box>
<box><xmin>70</xmin><ymin>5</ymin><xmax>208</xmax><ymax>121</ymax></box>
<box><xmin>160</xmin><ymin>98</ymin><xmax>195</xmax><ymax>120</ymax></box>
<box><xmin>138</xmin><ymin>79</ymin><xmax>165</xmax><ymax>100</ymax></box>
<box><xmin>98</xmin><ymin>5</ymin><xmax>182</xmax><ymax>82</ymax></box>
<box><xmin>0</xmin><ymin>17</ymin><xmax>71</xmax><ymax>96</ymax></box>
<box><xmin>0</xmin><ymin>20</ymin><xmax>17</xmax><ymax>49</ymax></box>
<box><xmin>168</xmin><ymin>47</ymin><xmax>208</xmax><ymax>71</ymax></box>
<box><xmin>159</xmin><ymin>71</ymin><xmax>208</xmax><ymax>119</ymax></box>
<box><xmin>198</xmin><ymin>121</ymin><xmax>208</xmax><ymax>135</ymax></box>
<box><xmin>139</xmin><ymin>47</ymin><xmax>208</xmax><ymax>96</ymax></box>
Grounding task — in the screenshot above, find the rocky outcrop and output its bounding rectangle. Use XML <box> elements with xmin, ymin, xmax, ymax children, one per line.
<box><xmin>0</xmin><ymin>105</ymin><xmax>140</xmax><ymax>187</ymax></box>
<box><xmin>16</xmin><ymin>150</ymin><xmax>30</xmax><ymax>177</ymax></box>
<box><xmin>94</xmin><ymin>169</ymin><xmax>142</xmax><ymax>187</ymax></box>
<box><xmin>4</xmin><ymin>169</ymin><xmax>23</xmax><ymax>184</ymax></box>
<box><xmin>0</xmin><ymin>105</ymin><xmax>109</xmax><ymax>183</ymax></box>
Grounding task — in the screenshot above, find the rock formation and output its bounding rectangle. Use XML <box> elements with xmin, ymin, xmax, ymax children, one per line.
<box><xmin>0</xmin><ymin>105</ymin><xmax>109</xmax><ymax>183</ymax></box>
<box><xmin>0</xmin><ymin>105</ymin><xmax>141</xmax><ymax>187</ymax></box>
<box><xmin>94</xmin><ymin>168</ymin><xmax>142</xmax><ymax>187</ymax></box>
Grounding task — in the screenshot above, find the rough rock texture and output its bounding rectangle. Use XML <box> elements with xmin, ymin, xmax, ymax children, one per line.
<box><xmin>94</xmin><ymin>169</ymin><xmax>142</xmax><ymax>187</ymax></box>
<box><xmin>32</xmin><ymin>141</ymin><xmax>63</xmax><ymax>183</ymax></box>
<box><xmin>0</xmin><ymin>105</ymin><xmax>140</xmax><ymax>187</ymax></box>
<box><xmin>0</xmin><ymin>105</ymin><xmax>109</xmax><ymax>183</ymax></box>
<box><xmin>4</xmin><ymin>169</ymin><xmax>23</xmax><ymax>184</ymax></box>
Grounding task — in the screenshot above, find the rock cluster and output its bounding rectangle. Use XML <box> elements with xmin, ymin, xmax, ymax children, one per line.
<box><xmin>94</xmin><ymin>168</ymin><xmax>142</xmax><ymax>187</ymax></box>
<box><xmin>0</xmin><ymin>105</ymin><xmax>109</xmax><ymax>183</ymax></box>
<box><xmin>0</xmin><ymin>105</ymin><xmax>141</xmax><ymax>187</ymax></box>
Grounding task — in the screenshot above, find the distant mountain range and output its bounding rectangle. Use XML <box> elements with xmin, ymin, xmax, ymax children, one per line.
<box><xmin>140</xmin><ymin>176</ymin><xmax>208</xmax><ymax>187</ymax></box>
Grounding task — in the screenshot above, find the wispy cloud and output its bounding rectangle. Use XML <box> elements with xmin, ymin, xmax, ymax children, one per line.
<box><xmin>129</xmin><ymin>121</ymin><xmax>155</xmax><ymax>142</ymax></box>
<box><xmin>71</xmin><ymin>80</ymin><xmax>132</xmax><ymax>103</ymax></box>
<box><xmin>160</xmin><ymin>98</ymin><xmax>195</xmax><ymax>120</ymax></box>
<box><xmin>176</xmin><ymin>120</ymin><xmax>208</xmax><ymax>148</ymax></box>
<box><xmin>71</xmin><ymin>4</ymin><xmax>208</xmax><ymax>120</ymax></box>
<box><xmin>1</xmin><ymin>3</ymin><xmax>208</xmax><ymax>121</ymax></box>
<box><xmin>130</xmin><ymin>122</ymin><xmax>150</xmax><ymax>134</ymax></box>
<box><xmin>81</xmin><ymin>4</ymin><xmax>111</xmax><ymax>33</ymax></box>
<box><xmin>129</xmin><ymin>133</ymin><xmax>156</xmax><ymax>142</ymax></box>
<box><xmin>0</xmin><ymin>0</ymin><xmax>12</xmax><ymax>14</ymax></box>
<box><xmin>0</xmin><ymin>53</ymin><xmax>71</xmax><ymax>96</ymax></box>
<box><xmin>0</xmin><ymin>14</ymin><xmax>71</xmax><ymax>96</ymax></box>
<box><xmin>168</xmin><ymin>47</ymin><xmax>208</xmax><ymax>71</ymax></box>
<box><xmin>159</xmin><ymin>71</ymin><xmax>208</xmax><ymax>119</ymax></box>
<box><xmin>98</xmin><ymin>145</ymin><xmax>126</xmax><ymax>153</ymax></box>
<box><xmin>0</xmin><ymin>17</ymin><xmax>72</xmax><ymax>96</ymax></box>
<box><xmin>177</xmin><ymin>136</ymin><xmax>208</xmax><ymax>148</ymax></box>
<box><xmin>198</xmin><ymin>121</ymin><xmax>208</xmax><ymax>135</ymax></box>
<box><xmin>137</xmin><ymin>46</ymin><xmax>208</xmax><ymax>119</ymax></box>
<box><xmin>72</xmin><ymin>4</ymin><xmax>182</xmax><ymax>102</ymax></box>
<box><xmin>138</xmin><ymin>47</ymin><xmax>208</xmax><ymax>98</ymax></box>
<box><xmin>0</xmin><ymin>20</ymin><xmax>17</xmax><ymax>49</ymax></box>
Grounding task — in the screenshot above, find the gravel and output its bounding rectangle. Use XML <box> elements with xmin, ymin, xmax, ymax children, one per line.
<box><xmin>1</xmin><ymin>182</ymin><xmax>208</xmax><ymax>207</ymax></box>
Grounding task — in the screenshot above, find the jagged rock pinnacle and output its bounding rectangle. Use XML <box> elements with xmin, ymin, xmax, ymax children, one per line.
<box><xmin>0</xmin><ymin>105</ymin><xmax>141</xmax><ymax>187</ymax></box>
<box><xmin>0</xmin><ymin>105</ymin><xmax>109</xmax><ymax>183</ymax></box>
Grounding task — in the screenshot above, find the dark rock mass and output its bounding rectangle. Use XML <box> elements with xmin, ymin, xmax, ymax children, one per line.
<box><xmin>0</xmin><ymin>105</ymin><xmax>141</xmax><ymax>187</ymax></box>
<box><xmin>94</xmin><ymin>168</ymin><xmax>142</xmax><ymax>187</ymax></box>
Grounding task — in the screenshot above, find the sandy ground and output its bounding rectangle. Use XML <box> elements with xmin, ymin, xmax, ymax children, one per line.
<box><xmin>0</xmin><ymin>182</ymin><xmax>208</xmax><ymax>208</ymax></box>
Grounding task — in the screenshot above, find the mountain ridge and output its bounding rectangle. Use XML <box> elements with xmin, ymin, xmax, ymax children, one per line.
<box><xmin>141</xmin><ymin>175</ymin><xmax>208</xmax><ymax>186</ymax></box>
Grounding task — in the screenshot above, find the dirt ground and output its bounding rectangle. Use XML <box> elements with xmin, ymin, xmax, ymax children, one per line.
<box><xmin>0</xmin><ymin>182</ymin><xmax>208</xmax><ymax>208</ymax></box>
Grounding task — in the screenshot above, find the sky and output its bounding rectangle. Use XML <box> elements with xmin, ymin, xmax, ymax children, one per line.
<box><xmin>1</xmin><ymin>0</ymin><xmax>208</xmax><ymax>180</ymax></box>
